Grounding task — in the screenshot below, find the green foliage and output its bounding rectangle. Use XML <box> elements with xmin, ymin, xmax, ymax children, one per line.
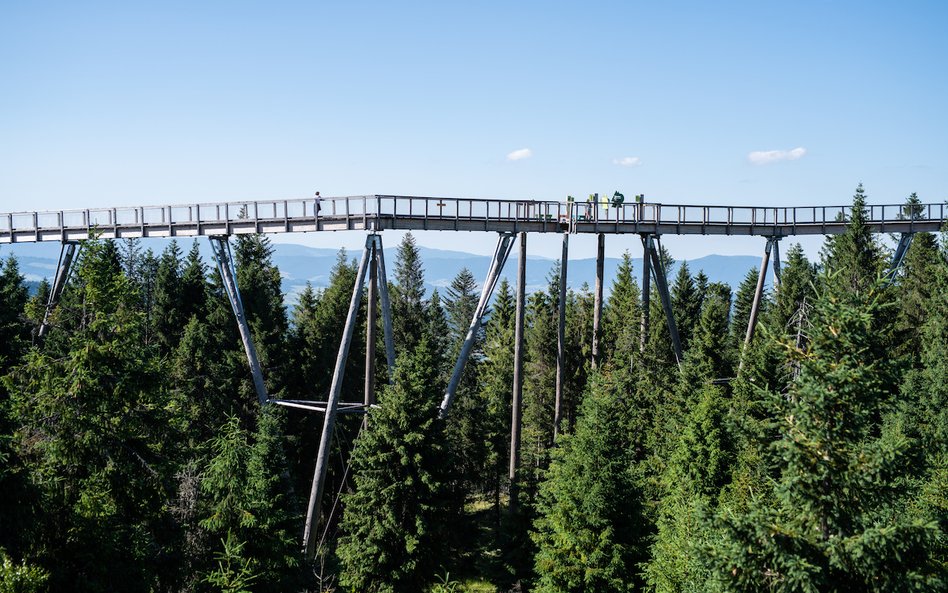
<box><xmin>0</xmin><ymin>549</ymin><xmax>48</xmax><ymax>593</ymax></box>
<box><xmin>392</xmin><ymin>232</ymin><xmax>427</xmax><ymax>353</ymax></box>
<box><xmin>204</xmin><ymin>533</ymin><xmax>258</xmax><ymax>593</ymax></box>
<box><xmin>337</xmin><ymin>337</ymin><xmax>453</xmax><ymax>593</ymax></box>
<box><xmin>707</xmin><ymin>276</ymin><xmax>944</xmax><ymax>592</ymax></box>
<box><xmin>532</xmin><ymin>371</ymin><xmax>646</xmax><ymax>593</ymax></box>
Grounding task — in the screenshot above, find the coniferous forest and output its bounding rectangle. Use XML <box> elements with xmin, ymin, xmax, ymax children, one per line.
<box><xmin>0</xmin><ymin>186</ymin><xmax>945</xmax><ymax>592</ymax></box>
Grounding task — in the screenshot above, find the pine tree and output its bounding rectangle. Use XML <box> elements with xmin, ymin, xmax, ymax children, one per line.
<box><xmin>392</xmin><ymin>232</ymin><xmax>427</xmax><ymax>354</ymax></box>
<box><xmin>671</xmin><ymin>261</ymin><xmax>701</xmax><ymax>353</ymax></box>
<box><xmin>7</xmin><ymin>238</ymin><xmax>176</xmax><ymax>592</ymax></box>
<box><xmin>337</xmin><ymin>337</ymin><xmax>452</xmax><ymax>593</ymax></box>
<box><xmin>153</xmin><ymin>240</ymin><xmax>185</xmax><ymax>351</ymax></box>
<box><xmin>444</xmin><ymin>268</ymin><xmax>491</xmax><ymax>495</ymax></box>
<box><xmin>601</xmin><ymin>251</ymin><xmax>641</xmax><ymax>369</ymax></box>
<box><xmin>731</xmin><ymin>267</ymin><xmax>761</xmax><ymax>353</ymax></box>
<box><xmin>707</xmin><ymin>277</ymin><xmax>944</xmax><ymax>592</ymax></box>
<box><xmin>821</xmin><ymin>183</ymin><xmax>885</xmax><ymax>296</ymax></box>
<box><xmin>532</xmin><ymin>370</ymin><xmax>647</xmax><ymax>593</ymax></box>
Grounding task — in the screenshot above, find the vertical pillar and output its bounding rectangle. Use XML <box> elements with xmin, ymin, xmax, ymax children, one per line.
<box><xmin>509</xmin><ymin>232</ymin><xmax>526</xmax><ymax>512</ymax></box>
<box><xmin>640</xmin><ymin>237</ymin><xmax>650</xmax><ymax>355</ymax></box>
<box><xmin>210</xmin><ymin>237</ymin><xmax>269</xmax><ymax>406</ymax></box>
<box><xmin>554</xmin><ymin>232</ymin><xmax>568</xmax><ymax>438</ymax></box>
<box><xmin>441</xmin><ymin>232</ymin><xmax>515</xmax><ymax>416</ymax></box>
<box><xmin>740</xmin><ymin>237</ymin><xmax>773</xmax><ymax>367</ymax></box>
<box><xmin>364</xmin><ymin>245</ymin><xmax>378</xmax><ymax>407</ymax></box>
<box><xmin>771</xmin><ymin>236</ymin><xmax>782</xmax><ymax>288</ymax></box>
<box><xmin>303</xmin><ymin>236</ymin><xmax>372</xmax><ymax>559</ymax></box>
<box><xmin>592</xmin><ymin>233</ymin><xmax>604</xmax><ymax>369</ymax></box>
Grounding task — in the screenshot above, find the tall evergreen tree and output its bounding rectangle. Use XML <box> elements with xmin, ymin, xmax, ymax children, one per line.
<box><xmin>337</xmin><ymin>337</ymin><xmax>453</xmax><ymax>593</ymax></box>
<box><xmin>391</xmin><ymin>232</ymin><xmax>427</xmax><ymax>354</ymax></box>
<box><xmin>532</xmin><ymin>370</ymin><xmax>647</xmax><ymax>593</ymax></box>
<box><xmin>707</xmin><ymin>277</ymin><xmax>944</xmax><ymax>592</ymax></box>
<box><xmin>7</xmin><ymin>239</ymin><xmax>177</xmax><ymax>592</ymax></box>
<box><xmin>671</xmin><ymin>261</ymin><xmax>701</xmax><ymax>353</ymax></box>
<box><xmin>601</xmin><ymin>251</ymin><xmax>641</xmax><ymax>369</ymax></box>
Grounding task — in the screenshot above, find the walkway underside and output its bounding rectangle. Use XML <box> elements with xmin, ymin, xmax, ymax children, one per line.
<box><xmin>2</xmin><ymin>195</ymin><xmax>943</xmax><ymax>243</ymax></box>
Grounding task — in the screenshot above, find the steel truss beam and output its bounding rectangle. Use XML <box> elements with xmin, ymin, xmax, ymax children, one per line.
<box><xmin>739</xmin><ymin>236</ymin><xmax>781</xmax><ymax>370</ymax></box>
<box><xmin>642</xmin><ymin>234</ymin><xmax>683</xmax><ymax>366</ymax></box>
<box><xmin>886</xmin><ymin>232</ymin><xmax>915</xmax><ymax>282</ymax></box>
<box><xmin>210</xmin><ymin>237</ymin><xmax>269</xmax><ymax>406</ymax></box>
<box><xmin>302</xmin><ymin>233</ymin><xmax>394</xmax><ymax>558</ymax></box>
<box><xmin>38</xmin><ymin>240</ymin><xmax>81</xmax><ymax>338</ymax></box>
<box><xmin>440</xmin><ymin>232</ymin><xmax>516</xmax><ymax>416</ymax></box>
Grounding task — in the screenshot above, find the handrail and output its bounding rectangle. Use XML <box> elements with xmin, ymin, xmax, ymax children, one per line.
<box><xmin>1</xmin><ymin>194</ymin><xmax>945</xmax><ymax>241</ymax></box>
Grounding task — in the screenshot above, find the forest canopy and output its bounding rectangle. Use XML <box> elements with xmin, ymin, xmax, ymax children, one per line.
<box><xmin>0</xmin><ymin>186</ymin><xmax>945</xmax><ymax>593</ymax></box>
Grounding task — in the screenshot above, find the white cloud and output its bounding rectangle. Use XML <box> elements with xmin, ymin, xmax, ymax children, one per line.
<box><xmin>748</xmin><ymin>147</ymin><xmax>807</xmax><ymax>165</ymax></box>
<box><xmin>613</xmin><ymin>156</ymin><xmax>642</xmax><ymax>167</ymax></box>
<box><xmin>506</xmin><ymin>148</ymin><xmax>533</xmax><ymax>161</ymax></box>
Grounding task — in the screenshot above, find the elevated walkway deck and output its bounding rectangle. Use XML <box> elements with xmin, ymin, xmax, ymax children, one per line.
<box><xmin>1</xmin><ymin>194</ymin><xmax>943</xmax><ymax>243</ymax></box>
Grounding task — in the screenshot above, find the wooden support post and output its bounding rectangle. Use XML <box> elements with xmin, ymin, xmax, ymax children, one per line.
<box><xmin>592</xmin><ymin>233</ymin><xmax>604</xmax><ymax>369</ymax></box>
<box><xmin>740</xmin><ymin>237</ymin><xmax>773</xmax><ymax>369</ymax></box>
<box><xmin>303</xmin><ymin>235</ymin><xmax>372</xmax><ymax>559</ymax></box>
<box><xmin>441</xmin><ymin>232</ymin><xmax>515</xmax><ymax>416</ymax></box>
<box><xmin>374</xmin><ymin>236</ymin><xmax>397</xmax><ymax>376</ymax></box>
<box><xmin>640</xmin><ymin>236</ymin><xmax>650</xmax><ymax>355</ymax></box>
<box><xmin>554</xmin><ymin>232</ymin><xmax>568</xmax><ymax>438</ymax></box>
<box><xmin>365</xmin><ymin>244</ymin><xmax>378</xmax><ymax>408</ymax></box>
<box><xmin>509</xmin><ymin>232</ymin><xmax>526</xmax><ymax>512</ymax></box>
<box><xmin>209</xmin><ymin>237</ymin><xmax>269</xmax><ymax>406</ymax></box>
<box><xmin>646</xmin><ymin>235</ymin><xmax>683</xmax><ymax>366</ymax></box>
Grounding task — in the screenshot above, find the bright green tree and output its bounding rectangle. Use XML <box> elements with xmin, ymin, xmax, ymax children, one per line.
<box><xmin>336</xmin><ymin>336</ymin><xmax>453</xmax><ymax>593</ymax></box>
<box><xmin>532</xmin><ymin>370</ymin><xmax>647</xmax><ymax>593</ymax></box>
<box><xmin>708</xmin><ymin>277</ymin><xmax>943</xmax><ymax>592</ymax></box>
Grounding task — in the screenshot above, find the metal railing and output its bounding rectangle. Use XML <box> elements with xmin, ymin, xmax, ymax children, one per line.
<box><xmin>0</xmin><ymin>195</ymin><xmax>945</xmax><ymax>241</ymax></box>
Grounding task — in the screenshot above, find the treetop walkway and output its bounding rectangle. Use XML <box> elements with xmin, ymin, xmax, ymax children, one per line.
<box><xmin>1</xmin><ymin>194</ymin><xmax>944</xmax><ymax>243</ymax></box>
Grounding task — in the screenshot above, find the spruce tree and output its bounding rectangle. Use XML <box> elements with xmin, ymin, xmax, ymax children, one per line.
<box><xmin>601</xmin><ymin>251</ymin><xmax>641</xmax><ymax>369</ymax></box>
<box><xmin>392</xmin><ymin>232</ymin><xmax>427</xmax><ymax>353</ymax></box>
<box><xmin>707</xmin><ymin>277</ymin><xmax>943</xmax><ymax>592</ymax></box>
<box><xmin>671</xmin><ymin>261</ymin><xmax>701</xmax><ymax>353</ymax></box>
<box><xmin>336</xmin><ymin>337</ymin><xmax>452</xmax><ymax>593</ymax></box>
<box><xmin>532</xmin><ymin>370</ymin><xmax>647</xmax><ymax>593</ymax></box>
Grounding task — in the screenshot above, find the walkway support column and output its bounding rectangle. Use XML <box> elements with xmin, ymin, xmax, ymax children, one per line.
<box><xmin>365</xmin><ymin>247</ymin><xmax>378</xmax><ymax>408</ymax></box>
<box><xmin>740</xmin><ymin>237</ymin><xmax>775</xmax><ymax>368</ymax></box>
<box><xmin>640</xmin><ymin>240</ymin><xmax>650</xmax><ymax>355</ymax></box>
<box><xmin>592</xmin><ymin>233</ymin><xmax>604</xmax><ymax>369</ymax></box>
<box><xmin>772</xmin><ymin>236</ymin><xmax>782</xmax><ymax>288</ymax></box>
<box><xmin>509</xmin><ymin>232</ymin><xmax>526</xmax><ymax>512</ymax></box>
<box><xmin>38</xmin><ymin>240</ymin><xmax>80</xmax><ymax>338</ymax></box>
<box><xmin>886</xmin><ymin>233</ymin><xmax>915</xmax><ymax>282</ymax></box>
<box><xmin>643</xmin><ymin>235</ymin><xmax>683</xmax><ymax>366</ymax></box>
<box><xmin>441</xmin><ymin>232</ymin><xmax>516</xmax><ymax>417</ymax></box>
<box><xmin>303</xmin><ymin>234</ymin><xmax>373</xmax><ymax>559</ymax></box>
<box><xmin>210</xmin><ymin>237</ymin><xmax>269</xmax><ymax>406</ymax></box>
<box><xmin>375</xmin><ymin>237</ymin><xmax>397</xmax><ymax>375</ymax></box>
<box><xmin>554</xmin><ymin>232</ymin><xmax>568</xmax><ymax>437</ymax></box>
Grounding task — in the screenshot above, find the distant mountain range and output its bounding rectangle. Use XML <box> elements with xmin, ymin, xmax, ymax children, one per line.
<box><xmin>0</xmin><ymin>240</ymin><xmax>766</xmax><ymax>303</ymax></box>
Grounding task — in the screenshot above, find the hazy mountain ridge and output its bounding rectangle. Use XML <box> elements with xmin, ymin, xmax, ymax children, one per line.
<box><xmin>0</xmin><ymin>240</ymin><xmax>765</xmax><ymax>303</ymax></box>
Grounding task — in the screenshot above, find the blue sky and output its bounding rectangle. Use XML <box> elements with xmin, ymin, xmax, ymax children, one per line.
<box><xmin>2</xmin><ymin>1</ymin><xmax>946</xmax><ymax>261</ymax></box>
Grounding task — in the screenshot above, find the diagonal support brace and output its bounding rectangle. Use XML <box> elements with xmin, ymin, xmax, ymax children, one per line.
<box><xmin>303</xmin><ymin>234</ymin><xmax>395</xmax><ymax>558</ymax></box>
<box><xmin>210</xmin><ymin>237</ymin><xmax>269</xmax><ymax>406</ymax></box>
<box><xmin>440</xmin><ymin>232</ymin><xmax>516</xmax><ymax>417</ymax></box>
<box><xmin>643</xmin><ymin>235</ymin><xmax>683</xmax><ymax>366</ymax></box>
<box><xmin>739</xmin><ymin>236</ymin><xmax>780</xmax><ymax>370</ymax></box>
<box><xmin>38</xmin><ymin>240</ymin><xmax>80</xmax><ymax>338</ymax></box>
<box><xmin>885</xmin><ymin>232</ymin><xmax>914</xmax><ymax>283</ymax></box>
